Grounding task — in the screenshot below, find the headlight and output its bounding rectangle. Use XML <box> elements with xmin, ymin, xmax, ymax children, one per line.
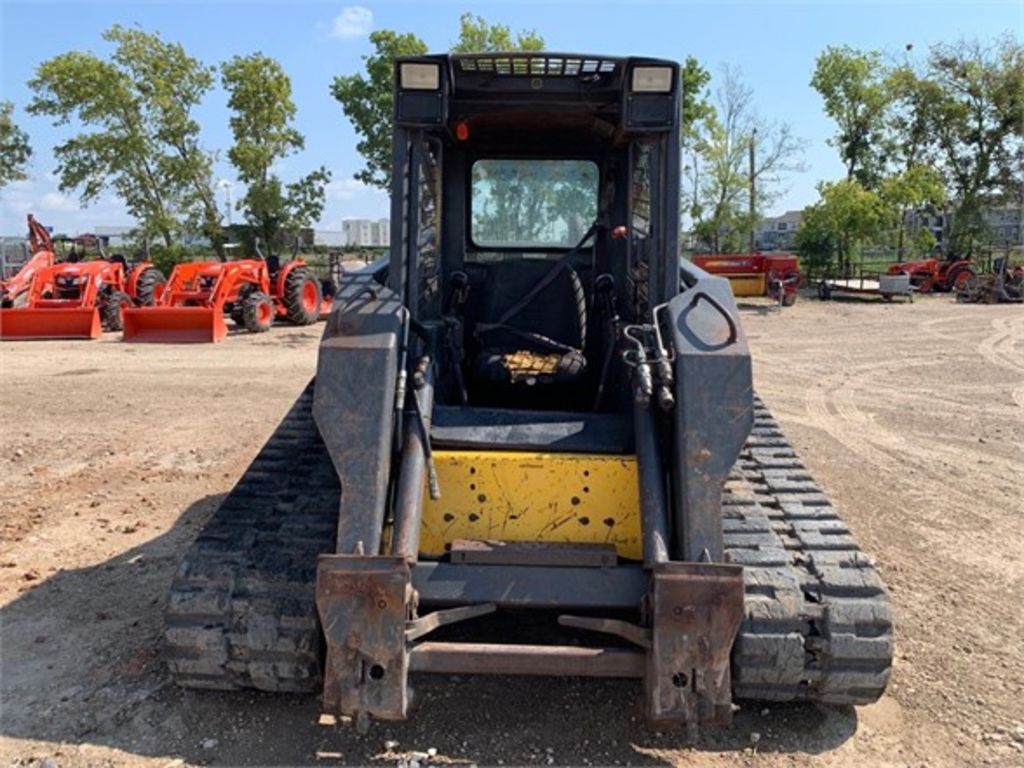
<box><xmin>400</xmin><ymin>62</ymin><xmax>440</xmax><ymax>90</ymax></box>
<box><xmin>631</xmin><ymin>66</ymin><xmax>673</xmax><ymax>93</ymax></box>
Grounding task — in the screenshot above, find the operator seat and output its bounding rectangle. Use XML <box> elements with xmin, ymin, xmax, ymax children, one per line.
<box><xmin>472</xmin><ymin>259</ymin><xmax>587</xmax><ymax>387</ymax></box>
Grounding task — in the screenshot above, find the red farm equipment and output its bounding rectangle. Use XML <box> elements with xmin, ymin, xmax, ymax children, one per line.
<box><xmin>1</xmin><ymin>215</ymin><xmax>56</xmax><ymax>309</ymax></box>
<box><xmin>0</xmin><ymin>218</ymin><xmax>165</xmax><ymax>340</ymax></box>
<box><xmin>122</xmin><ymin>257</ymin><xmax>328</xmax><ymax>343</ymax></box>
<box><xmin>690</xmin><ymin>253</ymin><xmax>802</xmax><ymax>306</ymax></box>
<box><xmin>886</xmin><ymin>257</ymin><xmax>974</xmax><ymax>294</ymax></box>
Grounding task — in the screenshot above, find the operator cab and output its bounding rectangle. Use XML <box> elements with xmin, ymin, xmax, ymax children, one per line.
<box><xmin>388</xmin><ymin>53</ymin><xmax>681</xmax><ymax>419</ymax></box>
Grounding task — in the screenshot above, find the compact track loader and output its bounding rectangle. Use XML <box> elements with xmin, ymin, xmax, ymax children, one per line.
<box><xmin>166</xmin><ymin>52</ymin><xmax>892</xmax><ymax>730</ymax></box>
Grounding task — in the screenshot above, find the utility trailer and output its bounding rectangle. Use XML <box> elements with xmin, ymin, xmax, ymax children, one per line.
<box><xmin>817</xmin><ymin>273</ymin><xmax>914</xmax><ymax>302</ymax></box>
<box><xmin>166</xmin><ymin>52</ymin><xmax>892</xmax><ymax>732</ymax></box>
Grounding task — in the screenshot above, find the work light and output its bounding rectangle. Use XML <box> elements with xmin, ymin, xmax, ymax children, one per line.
<box><xmin>631</xmin><ymin>66</ymin><xmax>673</xmax><ymax>92</ymax></box>
<box><xmin>400</xmin><ymin>62</ymin><xmax>440</xmax><ymax>90</ymax></box>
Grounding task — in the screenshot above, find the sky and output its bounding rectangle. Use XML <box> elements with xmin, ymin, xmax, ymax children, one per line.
<box><xmin>0</xmin><ymin>0</ymin><xmax>1020</xmax><ymax>237</ymax></box>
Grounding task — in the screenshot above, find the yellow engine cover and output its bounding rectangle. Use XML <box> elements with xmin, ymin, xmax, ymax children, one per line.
<box><xmin>420</xmin><ymin>450</ymin><xmax>642</xmax><ymax>559</ymax></box>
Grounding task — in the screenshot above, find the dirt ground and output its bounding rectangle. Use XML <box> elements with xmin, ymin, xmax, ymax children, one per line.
<box><xmin>1</xmin><ymin>295</ymin><xmax>1022</xmax><ymax>768</ymax></box>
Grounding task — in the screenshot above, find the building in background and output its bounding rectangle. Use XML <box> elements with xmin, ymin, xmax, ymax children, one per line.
<box><xmin>342</xmin><ymin>218</ymin><xmax>389</xmax><ymax>247</ymax></box>
<box><xmin>982</xmin><ymin>204</ymin><xmax>1024</xmax><ymax>245</ymax></box>
<box><xmin>906</xmin><ymin>203</ymin><xmax>1023</xmax><ymax>252</ymax></box>
<box><xmin>314</xmin><ymin>230</ymin><xmax>347</xmax><ymax>248</ymax></box>
<box><xmin>756</xmin><ymin>210</ymin><xmax>803</xmax><ymax>251</ymax></box>
<box><xmin>93</xmin><ymin>226</ymin><xmax>134</xmax><ymax>249</ymax></box>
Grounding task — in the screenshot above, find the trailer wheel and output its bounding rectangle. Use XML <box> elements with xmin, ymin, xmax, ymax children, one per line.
<box><xmin>283</xmin><ymin>268</ymin><xmax>322</xmax><ymax>325</ymax></box>
<box><xmin>817</xmin><ymin>281</ymin><xmax>832</xmax><ymax>301</ymax></box>
<box><xmin>781</xmin><ymin>291</ymin><xmax>798</xmax><ymax>307</ymax></box>
<box><xmin>101</xmin><ymin>290</ymin><xmax>132</xmax><ymax>332</ymax></box>
<box><xmin>243</xmin><ymin>291</ymin><xmax>274</xmax><ymax>333</ymax></box>
<box><xmin>133</xmin><ymin>266</ymin><xmax>166</xmax><ymax>306</ymax></box>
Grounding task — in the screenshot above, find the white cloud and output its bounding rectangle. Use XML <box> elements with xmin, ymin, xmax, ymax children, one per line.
<box><xmin>320</xmin><ymin>176</ymin><xmax>388</xmax><ymax>228</ymax></box>
<box><xmin>329</xmin><ymin>6</ymin><xmax>373</xmax><ymax>40</ymax></box>
<box><xmin>40</xmin><ymin>191</ymin><xmax>79</xmax><ymax>213</ymax></box>
<box><xmin>0</xmin><ymin>173</ymin><xmax>131</xmax><ymax>236</ymax></box>
<box><xmin>326</xmin><ymin>176</ymin><xmax>377</xmax><ymax>202</ymax></box>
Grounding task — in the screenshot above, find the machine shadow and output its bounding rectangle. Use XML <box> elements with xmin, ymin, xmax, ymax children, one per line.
<box><xmin>1</xmin><ymin>494</ymin><xmax>858</xmax><ymax>766</ymax></box>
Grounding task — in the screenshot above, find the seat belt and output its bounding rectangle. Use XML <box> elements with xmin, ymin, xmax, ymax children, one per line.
<box><xmin>476</xmin><ymin>221</ymin><xmax>600</xmax><ymax>338</ymax></box>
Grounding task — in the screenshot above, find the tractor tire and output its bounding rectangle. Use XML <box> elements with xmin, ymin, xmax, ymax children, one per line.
<box><xmin>132</xmin><ymin>266</ymin><xmax>166</xmax><ymax>306</ymax></box>
<box><xmin>242</xmin><ymin>291</ymin><xmax>274</xmax><ymax>334</ymax></box>
<box><xmin>100</xmin><ymin>290</ymin><xmax>132</xmax><ymax>332</ymax></box>
<box><xmin>947</xmin><ymin>267</ymin><xmax>974</xmax><ymax>293</ymax></box>
<box><xmin>283</xmin><ymin>268</ymin><xmax>322</xmax><ymax>325</ymax></box>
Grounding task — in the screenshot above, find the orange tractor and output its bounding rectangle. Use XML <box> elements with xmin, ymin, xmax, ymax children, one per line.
<box><xmin>122</xmin><ymin>256</ymin><xmax>328</xmax><ymax>343</ymax></box>
<box><xmin>1</xmin><ymin>214</ymin><xmax>57</xmax><ymax>308</ymax></box>
<box><xmin>0</xmin><ymin>217</ymin><xmax>165</xmax><ymax>340</ymax></box>
<box><xmin>886</xmin><ymin>257</ymin><xmax>974</xmax><ymax>293</ymax></box>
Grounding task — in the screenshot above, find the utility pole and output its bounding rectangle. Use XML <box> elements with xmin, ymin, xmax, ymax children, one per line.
<box><xmin>749</xmin><ymin>128</ymin><xmax>757</xmax><ymax>253</ymax></box>
<box><xmin>219</xmin><ymin>179</ymin><xmax>234</xmax><ymax>226</ymax></box>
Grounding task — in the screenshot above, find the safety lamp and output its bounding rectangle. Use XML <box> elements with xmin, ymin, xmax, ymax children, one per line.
<box><xmin>400</xmin><ymin>62</ymin><xmax>440</xmax><ymax>90</ymax></box>
<box><xmin>631</xmin><ymin>66</ymin><xmax>673</xmax><ymax>93</ymax></box>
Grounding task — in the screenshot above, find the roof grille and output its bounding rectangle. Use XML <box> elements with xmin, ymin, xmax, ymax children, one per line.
<box><xmin>457</xmin><ymin>55</ymin><xmax>618</xmax><ymax>77</ymax></box>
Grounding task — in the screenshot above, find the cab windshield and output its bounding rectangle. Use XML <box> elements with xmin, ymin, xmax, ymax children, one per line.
<box><xmin>471</xmin><ymin>159</ymin><xmax>598</xmax><ymax>249</ymax></box>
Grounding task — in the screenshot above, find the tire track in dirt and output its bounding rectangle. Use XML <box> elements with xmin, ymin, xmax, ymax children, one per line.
<box><xmin>802</xmin><ymin>356</ymin><xmax>1021</xmax><ymax>581</ymax></box>
<box><xmin>976</xmin><ymin>316</ymin><xmax>1024</xmax><ymax>375</ymax></box>
<box><xmin>974</xmin><ymin>316</ymin><xmax>1024</xmax><ymax>409</ymax></box>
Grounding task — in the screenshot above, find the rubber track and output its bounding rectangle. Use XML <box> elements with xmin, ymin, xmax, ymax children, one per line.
<box><xmin>164</xmin><ymin>381</ymin><xmax>339</xmax><ymax>692</ymax></box>
<box><xmin>725</xmin><ymin>397</ymin><xmax>892</xmax><ymax>705</ymax></box>
<box><xmin>165</xmin><ymin>388</ymin><xmax>892</xmax><ymax>703</ymax></box>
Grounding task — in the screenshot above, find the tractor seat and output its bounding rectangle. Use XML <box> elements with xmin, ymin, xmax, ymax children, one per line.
<box><xmin>472</xmin><ymin>259</ymin><xmax>587</xmax><ymax>387</ymax></box>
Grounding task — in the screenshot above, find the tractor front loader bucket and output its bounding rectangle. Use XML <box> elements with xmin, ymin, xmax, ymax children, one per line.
<box><xmin>0</xmin><ymin>308</ymin><xmax>102</xmax><ymax>340</ymax></box>
<box><xmin>122</xmin><ymin>307</ymin><xmax>228</xmax><ymax>343</ymax></box>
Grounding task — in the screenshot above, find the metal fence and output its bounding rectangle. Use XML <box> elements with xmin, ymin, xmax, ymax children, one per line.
<box><xmin>799</xmin><ymin>245</ymin><xmax>1024</xmax><ymax>283</ymax></box>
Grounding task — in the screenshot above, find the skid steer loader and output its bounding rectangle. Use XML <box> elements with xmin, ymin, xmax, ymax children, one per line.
<box><xmin>166</xmin><ymin>52</ymin><xmax>892</xmax><ymax>730</ymax></box>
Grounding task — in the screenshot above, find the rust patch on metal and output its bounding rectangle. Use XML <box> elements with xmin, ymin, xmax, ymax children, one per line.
<box><xmin>645</xmin><ymin>562</ymin><xmax>744</xmax><ymax>728</ymax></box>
<box><xmin>316</xmin><ymin>555</ymin><xmax>412</xmax><ymax>721</ymax></box>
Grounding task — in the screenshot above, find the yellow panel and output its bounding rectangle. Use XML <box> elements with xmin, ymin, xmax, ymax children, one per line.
<box><xmin>420</xmin><ymin>450</ymin><xmax>641</xmax><ymax>559</ymax></box>
<box><xmin>724</xmin><ymin>275</ymin><xmax>766</xmax><ymax>297</ymax></box>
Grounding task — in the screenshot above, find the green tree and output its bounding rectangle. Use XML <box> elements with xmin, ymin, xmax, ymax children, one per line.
<box><xmin>221</xmin><ymin>53</ymin><xmax>331</xmax><ymax>252</ymax></box>
<box><xmin>914</xmin><ymin>37</ymin><xmax>1024</xmax><ymax>256</ymax></box>
<box><xmin>687</xmin><ymin>66</ymin><xmax>805</xmax><ymax>252</ymax></box>
<box><xmin>0</xmin><ymin>101</ymin><xmax>32</xmax><ymax>186</ymax></box>
<box><xmin>796</xmin><ymin>179</ymin><xmax>887</xmax><ymax>274</ymax></box>
<box><xmin>28</xmin><ymin>25</ymin><xmax>219</xmax><ymax>249</ymax></box>
<box><xmin>878</xmin><ymin>163</ymin><xmax>946</xmax><ymax>257</ymax></box>
<box><xmin>332</xmin><ymin>16</ymin><xmax>544</xmax><ymax>190</ymax></box>
<box><xmin>680</xmin><ymin>56</ymin><xmax>713</xmax><ymax>142</ymax></box>
<box><xmin>449</xmin><ymin>12</ymin><xmax>543</xmax><ymax>53</ymax></box>
<box><xmin>811</xmin><ymin>46</ymin><xmax>892</xmax><ymax>187</ymax></box>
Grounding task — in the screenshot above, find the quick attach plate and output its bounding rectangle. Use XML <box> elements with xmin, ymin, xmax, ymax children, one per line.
<box><xmin>316</xmin><ymin>555</ymin><xmax>412</xmax><ymax>721</ymax></box>
<box><xmin>646</xmin><ymin>562</ymin><xmax>745</xmax><ymax>727</ymax></box>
